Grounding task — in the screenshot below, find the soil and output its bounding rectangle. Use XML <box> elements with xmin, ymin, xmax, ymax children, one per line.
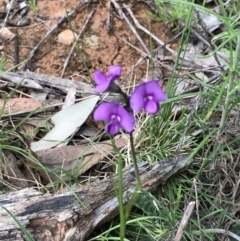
<box><xmin>0</xmin><ymin>0</ymin><xmax>178</xmax><ymax>87</ymax></box>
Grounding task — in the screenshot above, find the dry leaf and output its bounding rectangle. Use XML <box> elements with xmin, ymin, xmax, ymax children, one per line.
<box><xmin>18</xmin><ymin>123</ymin><xmax>39</xmax><ymax>141</ymax></box>
<box><xmin>0</xmin><ymin>98</ymin><xmax>44</xmax><ymax>114</ymax></box>
<box><xmin>35</xmin><ymin>138</ymin><xmax>127</xmax><ymax>182</ymax></box>
<box><xmin>62</xmin><ymin>87</ymin><xmax>76</xmax><ymax>110</ymax></box>
<box><xmin>1</xmin><ymin>151</ymin><xmax>28</xmax><ymax>188</ymax></box>
<box><xmin>30</xmin><ymin>96</ymin><xmax>99</xmax><ymax>151</ymax></box>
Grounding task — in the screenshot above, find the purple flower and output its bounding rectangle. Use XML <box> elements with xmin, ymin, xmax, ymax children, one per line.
<box><xmin>94</xmin><ymin>65</ymin><xmax>123</xmax><ymax>93</ymax></box>
<box><xmin>94</xmin><ymin>102</ymin><xmax>135</xmax><ymax>135</ymax></box>
<box><xmin>130</xmin><ymin>80</ymin><xmax>167</xmax><ymax>115</ymax></box>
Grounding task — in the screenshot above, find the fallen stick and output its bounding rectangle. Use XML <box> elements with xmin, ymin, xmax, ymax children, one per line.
<box><xmin>174</xmin><ymin>201</ymin><xmax>196</xmax><ymax>241</ymax></box>
<box><xmin>0</xmin><ymin>156</ymin><xmax>190</xmax><ymax>241</ymax></box>
<box><xmin>124</xmin><ymin>4</ymin><xmax>176</xmax><ymax>55</ymax></box>
<box><xmin>1</xmin><ymin>71</ymin><xmax>125</xmax><ymax>104</ymax></box>
<box><xmin>111</xmin><ymin>0</ymin><xmax>150</xmax><ymax>54</ymax></box>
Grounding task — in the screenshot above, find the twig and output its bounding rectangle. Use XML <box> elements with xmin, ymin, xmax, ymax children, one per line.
<box><xmin>174</xmin><ymin>201</ymin><xmax>196</xmax><ymax>241</ymax></box>
<box><xmin>194</xmin><ymin>9</ymin><xmax>225</xmax><ymax>72</ymax></box>
<box><xmin>124</xmin><ymin>4</ymin><xmax>176</xmax><ymax>55</ymax></box>
<box><xmin>116</xmin><ymin>35</ymin><xmax>146</xmax><ymax>56</ymax></box>
<box><xmin>120</xmin><ymin>57</ymin><xmax>145</xmax><ymax>85</ymax></box>
<box><xmin>32</xmin><ymin>47</ymin><xmax>55</xmax><ymax>63</ymax></box>
<box><xmin>1</xmin><ymin>96</ymin><xmax>94</xmax><ymax>118</ymax></box>
<box><xmin>106</xmin><ymin>0</ymin><xmax>112</xmax><ymax>31</ymax></box>
<box><xmin>22</xmin><ymin>0</ymin><xmax>96</xmax><ymax>70</ymax></box>
<box><xmin>118</xmin><ymin>31</ymin><xmax>184</xmax><ymax>85</ymax></box>
<box><xmin>111</xmin><ymin>0</ymin><xmax>123</xmax><ymax>19</ymax></box>
<box><xmin>60</xmin><ymin>10</ymin><xmax>94</xmax><ymax>78</ymax></box>
<box><xmin>191</xmin><ymin>28</ymin><xmax>211</xmax><ymax>48</ymax></box>
<box><xmin>193</xmin><ymin>178</ymin><xmax>203</xmax><ymax>241</ymax></box>
<box><xmin>13</xmin><ymin>30</ymin><xmax>19</xmax><ymax>72</ymax></box>
<box><xmin>111</xmin><ymin>0</ymin><xmax>150</xmax><ymax>54</ymax></box>
<box><xmin>1</xmin><ymin>0</ymin><xmax>14</xmax><ymax>30</ymax></box>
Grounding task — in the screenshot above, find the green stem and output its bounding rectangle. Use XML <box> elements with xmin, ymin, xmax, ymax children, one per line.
<box><xmin>129</xmin><ymin>132</ymin><xmax>142</xmax><ymax>189</ymax></box>
<box><xmin>124</xmin><ymin>188</ymin><xmax>139</xmax><ymax>222</ymax></box>
<box><xmin>110</xmin><ymin>138</ymin><xmax>125</xmax><ymax>240</ymax></box>
<box><xmin>117</xmin><ymin>154</ymin><xmax>125</xmax><ymax>241</ymax></box>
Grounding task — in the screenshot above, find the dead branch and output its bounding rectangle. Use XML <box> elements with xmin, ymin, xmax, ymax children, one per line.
<box><xmin>0</xmin><ymin>71</ymin><xmax>125</xmax><ymax>110</ymax></box>
<box><xmin>0</xmin><ymin>156</ymin><xmax>190</xmax><ymax>241</ymax></box>
<box><xmin>111</xmin><ymin>0</ymin><xmax>150</xmax><ymax>54</ymax></box>
<box><xmin>123</xmin><ymin>4</ymin><xmax>175</xmax><ymax>55</ymax></box>
<box><xmin>174</xmin><ymin>201</ymin><xmax>196</xmax><ymax>241</ymax></box>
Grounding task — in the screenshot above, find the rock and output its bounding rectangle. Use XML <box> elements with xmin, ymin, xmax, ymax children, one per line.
<box><xmin>0</xmin><ymin>27</ymin><xmax>15</xmax><ymax>40</ymax></box>
<box><xmin>84</xmin><ymin>35</ymin><xmax>102</xmax><ymax>48</ymax></box>
<box><xmin>57</xmin><ymin>29</ymin><xmax>78</xmax><ymax>45</ymax></box>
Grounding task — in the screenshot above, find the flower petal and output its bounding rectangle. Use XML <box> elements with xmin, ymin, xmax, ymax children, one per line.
<box><xmin>117</xmin><ymin>105</ymin><xmax>135</xmax><ymax>132</ymax></box>
<box><xmin>144</xmin><ymin>100</ymin><xmax>159</xmax><ymax>114</ymax></box>
<box><xmin>93</xmin><ymin>70</ymin><xmax>111</xmax><ymax>93</ymax></box>
<box><xmin>129</xmin><ymin>83</ymin><xmax>145</xmax><ymax>112</ymax></box>
<box><xmin>94</xmin><ymin>70</ymin><xmax>107</xmax><ymax>85</ymax></box>
<box><xmin>108</xmin><ymin>65</ymin><xmax>122</xmax><ymax>82</ymax></box>
<box><xmin>105</xmin><ymin>120</ymin><xmax>120</xmax><ymax>135</ymax></box>
<box><xmin>145</xmin><ymin>80</ymin><xmax>167</xmax><ymax>101</ymax></box>
<box><xmin>95</xmin><ymin>82</ymin><xmax>111</xmax><ymax>93</ymax></box>
<box><xmin>93</xmin><ymin>102</ymin><xmax>117</xmax><ymax>121</ymax></box>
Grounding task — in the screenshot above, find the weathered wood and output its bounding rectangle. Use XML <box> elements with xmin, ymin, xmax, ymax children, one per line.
<box><xmin>0</xmin><ymin>156</ymin><xmax>189</xmax><ymax>241</ymax></box>
<box><xmin>1</xmin><ymin>71</ymin><xmax>124</xmax><ymax>102</ymax></box>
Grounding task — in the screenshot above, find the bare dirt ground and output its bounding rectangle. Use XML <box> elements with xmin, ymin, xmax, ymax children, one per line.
<box><xmin>1</xmin><ymin>0</ymin><xmax>177</xmax><ymax>86</ymax></box>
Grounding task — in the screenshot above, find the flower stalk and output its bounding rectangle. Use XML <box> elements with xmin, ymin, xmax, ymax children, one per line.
<box><xmin>129</xmin><ymin>132</ymin><xmax>142</xmax><ymax>189</ymax></box>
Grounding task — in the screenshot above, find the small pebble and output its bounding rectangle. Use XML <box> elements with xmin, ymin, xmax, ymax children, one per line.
<box><xmin>0</xmin><ymin>27</ymin><xmax>15</xmax><ymax>40</ymax></box>
<box><xmin>57</xmin><ymin>29</ymin><xmax>78</xmax><ymax>45</ymax></box>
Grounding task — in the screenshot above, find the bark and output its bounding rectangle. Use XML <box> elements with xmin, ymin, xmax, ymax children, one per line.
<box><xmin>1</xmin><ymin>71</ymin><xmax>124</xmax><ymax>104</ymax></box>
<box><xmin>0</xmin><ymin>156</ymin><xmax>189</xmax><ymax>241</ymax></box>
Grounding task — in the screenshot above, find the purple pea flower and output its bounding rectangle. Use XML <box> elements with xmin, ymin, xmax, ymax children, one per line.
<box><xmin>94</xmin><ymin>102</ymin><xmax>135</xmax><ymax>135</ymax></box>
<box><xmin>130</xmin><ymin>80</ymin><xmax>167</xmax><ymax>115</ymax></box>
<box><xmin>94</xmin><ymin>65</ymin><xmax>123</xmax><ymax>93</ymax></box>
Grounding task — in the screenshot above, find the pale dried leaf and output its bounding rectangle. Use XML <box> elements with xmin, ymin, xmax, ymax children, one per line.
<box><xmin>175</xmin><ymin>78</ymin><xmax>196</xmax><ymax>95</ymax></box>
<box><xmin>196</xmin><ymin>8</ymin><xmax>222</xmax><ymax>33</ymax></box>
<box><xmin>195</xmin><ymin>72</ymin><xmax>209</xmax><ymax>82</ymax></box>
<box><xmin>1</xmin><ymin>151</ymin><xmax>28</xmax><ymax>188</ymax></box>
<box><xmin>62</xmin><ymin>87</ymin><xmax>76</xmax><ymax>110</ymax></box>
<box><xmin>30</xmin><ymin>90</ymin><xmax>48</xmax><ymax>101</ymax></box>
<box><xmin>30</xmin><ymin>96</ymin><xmax>99</xmax><ymax>152</ymax></box>
<box><xmin>180</xmin><ymin>43</ymin><xmax>228</xmax><ymax>69</ymax></box>
<box><xmin>35</xmin><ymin>138</ymin><xmax>127</xmax><ymax>182</ymax></box>
<box><xmin>18</xmin><ymin>123</ymin><xmax>39</xmax><ymax>140</ymax></box>
<box><xmin>0</xmin><ymin>98</ymin><xmax>44</xmax><ymax>114</ymax></box>
<box><xmin>24</xmin><ymin>117</ymin><xmax>52</xmax><ymax>129</ymax></box>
